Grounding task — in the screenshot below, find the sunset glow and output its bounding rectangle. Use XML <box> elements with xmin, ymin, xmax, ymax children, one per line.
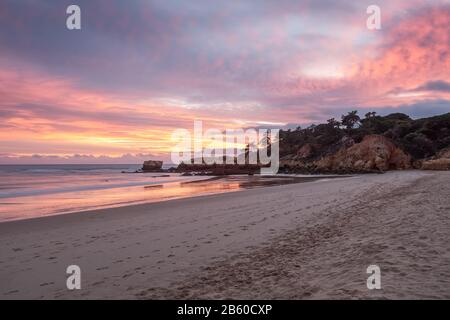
<box><xmin>1</xmin><ymin>0</ymin><xmax>449</xmax><ymax>163</ymax></box>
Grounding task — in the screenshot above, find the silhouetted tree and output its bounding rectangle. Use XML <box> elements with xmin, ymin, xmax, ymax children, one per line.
<box><xmin>365</xmin><ymin>111</ymin><xmax>377</xmax><ymax>119</ymax></box>
<box><xmin>327</xmin><ymin>118</ymin><xmax>341</xmax><ymax>129</ymax></box>
<box><xmin>341</xmin><ymin>110</ymin><xmax>361</xmax><ymax>130</ymax></box>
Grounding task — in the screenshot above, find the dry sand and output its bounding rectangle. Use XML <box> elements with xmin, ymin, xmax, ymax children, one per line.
<box><xmin>0</xmin><ymin>171</ymin><xmax>449</xmax><ymax>299</ymax></box>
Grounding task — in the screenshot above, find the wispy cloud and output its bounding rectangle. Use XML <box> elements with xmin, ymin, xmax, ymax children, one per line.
<box><xmin>414</xmin><ymin>81</ymin><xmax>450</xmax><ymax>93</ymax></box>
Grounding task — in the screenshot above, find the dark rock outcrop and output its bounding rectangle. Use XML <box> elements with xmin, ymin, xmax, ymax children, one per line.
<box><xmin>142</xmin><ymin>160</ymin><xmax>163</xmax><ymax>172</ymax></box>
<box><xmin>176</xmin><ymin>163</ymin><xmax>262</xmax><ymax>175</ymax></box>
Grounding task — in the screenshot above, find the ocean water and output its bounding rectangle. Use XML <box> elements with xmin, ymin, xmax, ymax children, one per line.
<box><xmin>0</xmin><ymin>164</ymin><xmax>233</xmax><ymax>222</ymax></box>
<box><xmin>0</xmin><ymin>165</ymin><xmax>326</xmax><ymax>222</ymax></box>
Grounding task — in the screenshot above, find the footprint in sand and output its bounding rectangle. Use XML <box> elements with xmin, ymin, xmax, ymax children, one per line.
<box><xmin>40</xmin><ymin>282</ymin><xmax>54</xmax><ymax>287</ymax></box>
<box><xmin>4</xmin><ymin>290</ymin><xmax>19</xmax><ymax>295</ymax></box>
<box><xmin>96</xmin><ymin>266</ymin><xmax>109</xmax><ymax>271</ymax></box>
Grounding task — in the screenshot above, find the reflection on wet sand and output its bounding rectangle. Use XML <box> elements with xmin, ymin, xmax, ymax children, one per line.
<box><xmin>179</xmin><ymin>175</ymin><xmax>350</xmax><ymax>189</ymax></box>
<box><xmin>0</xmin><ymin>174</ymin><xmax>349</xmax><ymax>222</ymax></box>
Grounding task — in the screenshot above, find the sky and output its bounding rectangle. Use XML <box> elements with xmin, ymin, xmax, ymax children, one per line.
<box><xmin>0</xmin><ymin>0</ymin><xmax>450</xmax><ymax>164</ymax></box>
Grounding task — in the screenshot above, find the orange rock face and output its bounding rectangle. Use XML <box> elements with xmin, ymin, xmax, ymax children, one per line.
<box><xmin>422</xmin><ymin>159</ymin><xmax>450</xmax><ymax>170</ymax></box>
<box><xmin>421</xmin><ymin>147</ymin><xmax>450</xmax><ymax>170</ymax></box>
<box><xmin>315</xmin><ymin>135</ymin><xmax>411</xmax><ymax>172</ymax></box>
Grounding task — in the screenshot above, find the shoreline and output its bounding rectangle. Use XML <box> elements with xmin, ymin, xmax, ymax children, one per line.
<box><xmin>0</xmin><ymin>174</ymin><xmax>355</xmax><ymax>227</ymax></box>
<box><xmin>1</xmin><ymin>171</ymin><xmax>449</xmax><ymax>299</ymax></box>
<box><xmin>0</xmin><ymin>174</ymin><xmax>350</xmax><ymax>223</ymax></box>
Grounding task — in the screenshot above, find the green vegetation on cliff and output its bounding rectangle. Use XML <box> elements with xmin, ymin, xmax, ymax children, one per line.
<box><xmin>279</xmin><ymin>112</ymin><xmax>450</xmax><ymax>161</ymax></box>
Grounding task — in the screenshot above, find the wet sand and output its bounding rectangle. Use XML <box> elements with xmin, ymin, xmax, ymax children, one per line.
<box><xmin>0</xmin><ymin>171</ymin><xmax>449</xmax><ymax>299</ymax></box>
<box><xmin>0</xmin><ymin>174</ymin><xmax>344</xmax><ymax>222</ymax></box>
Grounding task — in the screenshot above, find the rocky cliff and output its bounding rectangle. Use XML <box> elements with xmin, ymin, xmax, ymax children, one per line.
<box><xmin>172</xmin><ymin>112</ymin><xmax>450</xmax><ymax>175</ymax></box>
<box><xmin>314</xmin><ymin>135</ymin><xmax>411</xmax><ymax>172</ymax></box>
<box><xmin>278</xmin><ymin>112</ymin><xmax>450</xmax><ymax>174</ymax></box>
<box><xmin>280</xmin><ymin>135</ymin><xmax>411</xmax><ymax>173</ymax></box>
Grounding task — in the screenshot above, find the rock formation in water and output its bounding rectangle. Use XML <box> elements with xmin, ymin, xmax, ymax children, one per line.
<box><xmin>142</xmin><ymin>160</ymin><xmax>163</xmax><ymax>172</ymax></box>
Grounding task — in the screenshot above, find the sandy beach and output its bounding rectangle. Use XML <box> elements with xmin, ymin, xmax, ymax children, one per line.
<box><xmin>1</xmin><ymin>171</ymin><xmax>449</xmax><ymax>299</ymax></box>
